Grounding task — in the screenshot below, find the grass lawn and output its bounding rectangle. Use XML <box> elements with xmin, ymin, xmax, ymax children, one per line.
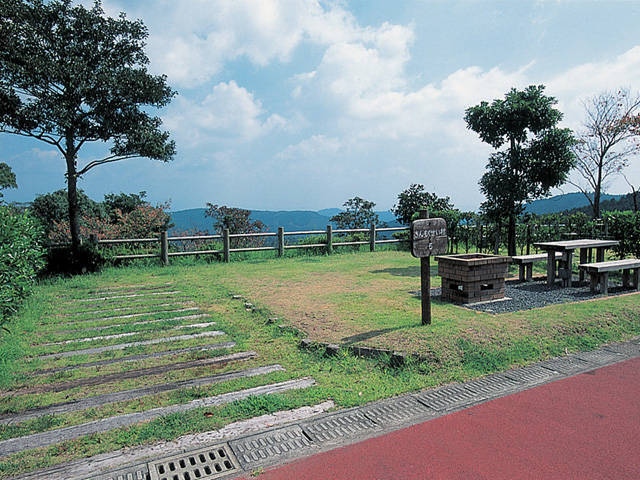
<box><xmin>210</xmin><ymin>250</ymin><xmax>639</xmax><ymax>357</ymax></box>
<box><xmin>0</xmin><ymin>249</ymin><xmax>638</xmax><ymax>475</ymax></box>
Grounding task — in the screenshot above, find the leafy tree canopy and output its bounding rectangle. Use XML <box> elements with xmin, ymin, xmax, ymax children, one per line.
<box><xmin>31</xmin><ymin>189</ymin><xmax>102</xmax><ymax>231</ymax></box>
<box><xmin>465</xmin><ymin>85</ymin><xmax>575</xmax><ymax>255</ymax></box>
<box><xmin>103</xmin><ymin>191</ymin><xmax>149</xmax><ymax>221</ymax></box>
<box><xmin>0</xmin><ymin>162</ymin><xmax>17</xmax><ymax>199</ymax></box>
<box><xmin>205</xmin><ymin>204</ymin><xmax>266</xmax><ymax>235</ymax></box>
<box><xmin>391</xmin><ymin>184</ymin><xmax>453</xmax><ymax>225</ymax></box>
<box><xmin>0</xmin><ymin>0</ymin><xmax>176</xmax><ymax>252</ymax></box>
<box><xmin>331</xmin><ymin>196</ymin><xmax>381</xmax><ymax>229</ymax></box>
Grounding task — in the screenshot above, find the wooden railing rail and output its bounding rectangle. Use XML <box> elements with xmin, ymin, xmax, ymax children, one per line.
<box><xmin>77</xmin><ymin>224</ymin><xmax>410</xmax><ymax>265</ymax></box>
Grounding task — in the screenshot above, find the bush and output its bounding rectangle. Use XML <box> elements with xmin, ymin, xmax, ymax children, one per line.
<box><xmin>603</xmin><ymin>211</ymin><xmax>640</xmax><ymax>258</ymax></box>
<box><xmin>0</xmin><ymin>206</ymin><xmax>46</xmax><ymax>328</ymax></box>
<box><xmin>45</xmin><ymin>243</ymin><xmax>105</xmax><ymax>275</ymax></box>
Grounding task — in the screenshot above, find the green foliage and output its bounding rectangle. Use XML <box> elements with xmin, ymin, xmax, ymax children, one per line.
<box><xmin>31</xmin><ymin>190</ymin><xmax>170</xmax><ymax>243</ymax></box>
<box><xmin>205</xmin><ymin>204</ymin><xmax>266</xmax><ymax>249</ymax></box>
<box><xmin>465</xmin><ymin>85</ymin><xmax>576</xmax><ymax>255</ymax></box>
<box><xmin>603</xmin><ymin>211</ymin><xmax>640</xmax><ymax>258</ymax></box>
<box><xmin>331</xmin><ymin>196</ymin><xmax>381</xmax><ymax>229</ymax></box>
<box><xmin>31</xmin><ymin>190</ymin><xmax>103</xmax><ymax>235</ymax></box>
<box><xmin>103</xmin><ymin>192</ymin><xmax>150</xmax><ymax>221</ymax></box>
<box><xmin>205</xmin><ymin>204</ymin><xmax>265</xmax><ymax>235</ymax></box>
<box><xmin>392</xmin><ymin>184</ymin><xmax>453</xmax><ymax>225</ymax></box>
<box><xmin>0</xmin><ymin>206</ymin><xmax>45</xmax><ymax>327</ymax></box>
<box><xmin>45</xmin><ymin>243</ymin><xmax>105</xmax><ymax>275</ymax></box>
<box><xmin>0</xmin><ymin>163</ymin><xmax>17</xmax><ymax>199</ymax></box>
<box><xmin>0</xmin><ymin>0</ymin><xmax>176</xmax><ymax>250</ymax></box>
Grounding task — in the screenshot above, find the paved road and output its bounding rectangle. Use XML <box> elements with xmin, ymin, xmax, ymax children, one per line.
<box><xmin>239</xmin><ymin>357</ymin><xmax>640</xmax><ymax>480</ymax></box>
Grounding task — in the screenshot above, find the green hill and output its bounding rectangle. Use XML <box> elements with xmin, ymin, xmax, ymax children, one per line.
<box><xmin>525</xmin><ymin>192</ymin><xmax>623</xmax><ymax>215</ymax></box>
<box><xmin>169</xmin><ymin>208</ymin><xmax>400</xmax><ymax>235</ymax></box>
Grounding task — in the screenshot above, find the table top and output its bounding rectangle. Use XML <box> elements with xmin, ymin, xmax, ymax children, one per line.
<box><xmin>533</xmin><ymin>239</ymin><xmax>619</xmax><ymax>251</ymax></box>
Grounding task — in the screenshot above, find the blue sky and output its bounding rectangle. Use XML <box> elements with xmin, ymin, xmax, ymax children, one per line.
<box><xmin>3</xmin><ymin>0</ymin><xmax>640</xmax><ymax>212</ymax></box>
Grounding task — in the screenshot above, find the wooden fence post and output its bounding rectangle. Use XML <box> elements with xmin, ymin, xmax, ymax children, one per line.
<box><xmin>277</xmin><ymin>227</ymin><xmax>285</xmax><ymax>257</ymax></box>
<box><xmin>160</xmin><ymin>231</ymin><xmax>169</xmax><ymax>266</ymax></box>
<box><xmin>223</xmin><ymin>228</ymin><xmax>230</xmax><ymax>263</ymax></box>
<box><xmin>369</xmin><ymin>223</ymin><xmax>376</xmax><ymax>252</ymax></box>
<box><xmin>326</xmin><ymin>225</ymin><xmax>333</xmax><ymax>255</ymax></box>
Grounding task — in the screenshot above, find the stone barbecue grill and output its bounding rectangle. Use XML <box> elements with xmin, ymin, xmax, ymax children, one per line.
<box><xmin>437</xmin><ymin>254</ymin><xmax>512</xmax><ymax>304</ymax></box>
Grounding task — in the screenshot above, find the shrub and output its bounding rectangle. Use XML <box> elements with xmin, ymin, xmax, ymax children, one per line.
<box><xmin>603</xmin><ymin>211</ymin><xmax>640</xmax><ymax>258</ymax></box>
<box><xmin>0</xmin><ymin>206</ymin><xmax>46</xmax><ymax>328</ymax></box>
<box><xmin>45</xmin><ymin>243</ymin><xmax>105</xmax><ymax>275</ymax></box>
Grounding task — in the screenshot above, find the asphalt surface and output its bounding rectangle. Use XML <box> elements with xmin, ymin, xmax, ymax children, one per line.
<box><xmin>237</xmin><ymin>354</ymin><xmax>640</xmax><ymax>480</ymax></box>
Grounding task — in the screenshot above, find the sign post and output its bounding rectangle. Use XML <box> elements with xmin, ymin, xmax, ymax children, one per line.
<box><xmin>411</xmin><ymin>210</ymin><xmax>447</xmax><ymax>325</ymax></box>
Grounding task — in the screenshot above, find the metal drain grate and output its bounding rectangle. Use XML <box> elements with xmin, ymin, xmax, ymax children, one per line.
<box><xmin>148</xmin><ymin>444</ymin><xmax>239</xmax><ymax>480</ymax></box>
<box><xmin>362</xmin><ymin>396</ymin><xmax>435</xmax><ymax>426</ymax></box>
<box><xmin>90</xmin><ymin>465</ymin><xmax>149</xmax><ymax>480</ymax></box>
<box><xmin>504</xmin><ymin>365</ymin><xmax>559</xmax><ymax>386</ymax></box>
<box><xmin>539</xmin><ymin>356</ymin><xmax>591</xmax><ymax>375</ymax></box>
<box><xmin>415</xmin><ymin>383</ymin><xmax>480</xmax><ymax>412</ymax></box>
<box><xmin>230</xmin><ymin>425</ymin><xmax>314</xmax><ymax>469</ymax></box>
<box><xmin>462</xmin><ymin>373</ymin><xmax>522</xmax><ymax>398</ymax></box>
<box><xmin>302</xmin><ymin>410</ymin><xmax>379</xmax><ymax>444</ymax></box>
<box><xmin>604</xmin><ymin>342</ymin><xmax>640</xmax><ymax>356</ymax></box>
<box><xmin>575</xmin><ymin>349</ymin><xmax>624</xmax><ymax>365</ymax></box>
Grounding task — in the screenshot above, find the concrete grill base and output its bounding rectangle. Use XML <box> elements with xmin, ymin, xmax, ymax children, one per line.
<box><xmin>437</xmin><ymin>254</ymin><xmax>512</xmax><ymax>304</ymax></box>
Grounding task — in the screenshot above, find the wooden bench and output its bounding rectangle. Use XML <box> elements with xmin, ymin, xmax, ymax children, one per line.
<box><xmin>512</xmin><ymin>252</ymin><xmax>562</xmax><ymax>282</ymax></box>
<box><xmin>578</xmin><ymin>258</ymin><xmax>640</xmax><ymax>295</ymax></box>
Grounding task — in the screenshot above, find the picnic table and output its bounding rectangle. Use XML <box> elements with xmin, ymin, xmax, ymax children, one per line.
<box><xmin>533</xmin><ymin>239</ymin><xmax>620</xmax><ymax>287</ymax></box>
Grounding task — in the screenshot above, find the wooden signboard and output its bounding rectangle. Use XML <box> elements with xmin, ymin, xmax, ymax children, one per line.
<box><xmin>411</xmin><ymin>215</ymin><xmax>447</xmax><ymax>325</ymax></box>
<box><xmin>411</xmin><ymin>218</ymin><xmax>448</xmax><ymax>258</ymax></box>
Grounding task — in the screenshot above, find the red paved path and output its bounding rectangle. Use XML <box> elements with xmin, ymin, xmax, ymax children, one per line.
<box><xmin>240</xmin><ymin>357</ymin><xmax>640</xmax><ymax>479</ymax></box>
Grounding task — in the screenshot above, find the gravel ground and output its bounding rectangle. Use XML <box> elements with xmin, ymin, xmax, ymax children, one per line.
<box><xmin>436</xmin><ymin>278</ymin><xmax>635</xmax><ymax>314</ymax></box>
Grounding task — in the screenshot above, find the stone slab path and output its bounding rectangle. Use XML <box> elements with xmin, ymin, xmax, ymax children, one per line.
<box><xmin>0</xmin><ymin>282</ymin><xmax>317</xmax><ymax>475</ymax></box>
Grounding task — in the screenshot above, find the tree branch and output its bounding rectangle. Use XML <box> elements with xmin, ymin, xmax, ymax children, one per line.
<box><xmin>77</xmin><ymin>154</ymin><xmax>141</xmax><ymax>176</ymax></box>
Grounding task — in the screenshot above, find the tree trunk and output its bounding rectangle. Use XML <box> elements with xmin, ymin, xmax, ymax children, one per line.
<box><xmin>594</xmin><ymin>157</ymin><xmax>604</xmax><ymax>218</ymax></box>
<box><xmin>65</xmin><ymin>148</ymin><xmax>81</xmax><ymax>255</ymax></box>
<box><xmin>507</xmin><ymin>212</ymin><xmax>517</xmax><ymax>256</ymax></box>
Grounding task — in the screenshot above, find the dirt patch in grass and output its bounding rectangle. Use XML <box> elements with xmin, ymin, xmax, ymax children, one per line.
<box><xmin>217</xmin><ymin>252</ymin><xmax>640</xmax><ymax>358</ymax></box>
<box><xmin>236</xmin><ymin>272</ymin><xmax>360</xmax><ymax>341</ymax></box>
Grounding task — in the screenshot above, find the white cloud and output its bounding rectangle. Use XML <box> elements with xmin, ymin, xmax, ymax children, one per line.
<box><xmin>110</xmin><ymin>0</ymin><xmax>369</xmax><ymax>89</ymax></box>
<box><xmin>164</xmin><ymin>81</ymin><xmax>287</xmax><ymax>146</ymax></box>
<box><xmin>277</xmin><ymin>134</ymin><xmax>342</xmax><ymax>161</ymax></box>
<box><xmin>549</xmin><ymin>46</ymin><xmax>640</xmax><ymax>129</ymax></box>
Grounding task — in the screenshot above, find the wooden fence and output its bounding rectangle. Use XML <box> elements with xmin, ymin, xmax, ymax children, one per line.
<box><xmin>90</xmin><ymin>224</ymin><xmax>409</xmax><ymax>265</ymax></box>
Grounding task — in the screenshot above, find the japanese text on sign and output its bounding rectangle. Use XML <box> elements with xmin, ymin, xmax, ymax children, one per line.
<box><xmin>411</xmin><ymin>218</ymin><xmax>448</xmax><ymax>258</ymax></box>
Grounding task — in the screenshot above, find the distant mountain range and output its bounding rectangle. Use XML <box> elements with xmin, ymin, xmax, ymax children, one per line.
<box><xmin>523</xmin><ymin>192</ymin><xmax>623</xmax><ymax>215</ymax></box>
<box><xmin>169</xmin><ymin>208</ymin><xmax>400</xmax><ymax>235</ymax></box>
<box><xmin>169</xmin><ymin>192</ymin><xmax>629</xmax><ymax>234</ymax></box>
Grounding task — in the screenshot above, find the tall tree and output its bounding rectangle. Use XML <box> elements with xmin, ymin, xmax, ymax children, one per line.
<box><xmin>391</xmin><ymin>184</ymin><xmax>453</xmax><ymax>225</ymax></box>
<box><xmin>330</xmin><ymin>196</ymin><xmax>380</xmax><ymax>229</ymax></box>
<box><xmin>465</xmin><ymin>85</ymin><xmax>575</xmax><ymax>256</ymax></box>
<box><xmin>0</xmin><ymin>0</ymin><xmax>176</xmax><ymax>253</ymax></box>
<box><xmin>205</xmin><ymin>204</ymin><xmax>266</xmax><ymax>236</ymax></box>
<box><xmin>205</xmin><ymin>204</ymin><xmax>266</xmax><ymax>249</ymax></box>
<box><xmin>570</xmin><ymin>88</ymin><xmax>640</xmax><ymax>218</ymax></box>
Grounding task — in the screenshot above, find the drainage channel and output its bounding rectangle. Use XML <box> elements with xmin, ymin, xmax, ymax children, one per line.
<box><xmin>83</xmin><ymin>340</ymin><xmax>639</xmax><ymax>480</ymax></box>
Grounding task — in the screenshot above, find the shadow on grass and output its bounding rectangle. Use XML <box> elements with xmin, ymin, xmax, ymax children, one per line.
<box><xmin>370</xmin><ymin>266</ymin><xmax>421</xmax><ymax>277</ymax></box>
<box><xmin>341</xmin><ymin>326</ymin><xmax>416</xmax><ymax>345</ymax></box>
